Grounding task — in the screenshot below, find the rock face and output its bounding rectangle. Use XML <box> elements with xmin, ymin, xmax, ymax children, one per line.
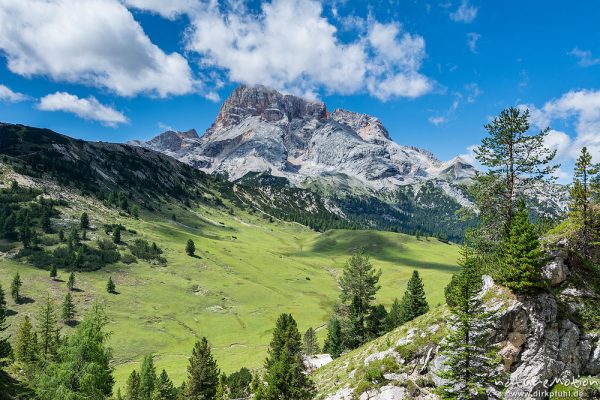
<box><xmin>133</xmin><ymin>85</ymin><xmax>476</xmax><ymax>204</ymax></box>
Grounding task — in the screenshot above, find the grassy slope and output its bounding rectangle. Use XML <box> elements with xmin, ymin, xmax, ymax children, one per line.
<box><xmin>0</xmin><ymin>189</ymin><xmax>459</xmax><ymax>392</ymax></box>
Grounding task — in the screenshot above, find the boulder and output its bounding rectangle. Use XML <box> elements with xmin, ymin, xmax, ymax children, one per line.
<box><xmin>541</xmin><ymin>256</ymin><xmax>569</xmax><ymax>286</ymax></box>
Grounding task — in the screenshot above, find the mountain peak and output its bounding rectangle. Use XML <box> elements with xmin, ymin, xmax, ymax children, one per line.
<box><xmin>332</xmin><ymin>109</ymin><xmax>391</xmax><ymax>142</ymax></box>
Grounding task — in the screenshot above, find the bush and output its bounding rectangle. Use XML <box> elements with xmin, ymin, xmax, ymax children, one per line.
<box><xmin>121</xmin><ymin>253</ymin><xmax>137</xmax><ymax>264</ymax></box>
<box><xmin>129</xmin><ymin>239</ymin><xmax>165</xmax><ymax>264</ymax></box>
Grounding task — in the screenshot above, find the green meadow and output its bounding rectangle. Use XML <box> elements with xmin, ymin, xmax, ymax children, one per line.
<box><xmin>0</xmin><ymin>199</ymin><xmax>460</xmax><ymax>391</ymax></box>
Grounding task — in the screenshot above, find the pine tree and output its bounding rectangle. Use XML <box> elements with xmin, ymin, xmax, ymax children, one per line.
<box><xmin>323</xmin><ymin>316</ymin><xmax>342</xmax><ymax>358</ymax></box>
<box><xmin>11</xmin><ymin>272</ymin><xmax>22</xmax><ymax>303</ymax></box>
<box><xmin>186</xmin><ymin>239</ymin><xmax>196</xmax><ymax>257</ymax></box>
<box><xmin>472</xmin><ymin>107</ymin><xmax>558</xmax><ymax>242</ymax></box>
<box><xmin>302</xmin><ymin>327</ymin><xmax>320</xmax><ymax>355</ymax></box>
<box><xmin>50</xmin><ymin>264</ymin><xmax>58</xmax><ymax>280</ymax></box>
<box><xmin>62</xmin><ymin>292</ymin><xmax>76</xmax><ymax>323</ymax></box>
<box><xmin>38</xmin><ymin>293</ymin><xmax>59</xmax><ymax>356</ymax></box>
<box><xmin>153</xmin><ymin>369</ymin><xmax>177</xmax><ymax>400</ymax></box>
<box><xmin>569</xmin><ymin>147</ymin><xmax>600</xmax><ymax>257</ymax></box>
<box><xmin>338</xmin><ymin>250</ymin><xmax>381</xmax><ymax>347</ymax></box>
<box><xmin>259</xmin><ymin>313</ymin><xmax>315</xmax><ymax>400</ymax></box>
<box><xmin>126</xmin><ymin>370</ymin><xmax>142</xmax><ymax>400</ymax></box>
<box><xmin>80</xmin><ymin>212</ymin><xmax>90</xmax><ymax>230</ymax></box>
<box><xmin>65</xmin><ymin>272</ymin><xmax>75</xmax><ymax>292</ymax></box>
<box><xmin>186</xmin><ymin>337</ymin><xmax>220</xmax><ymax>400</ymax></box>
<box><xmin>215</xmin><ymin>373</ymin><xmax>228</xmax><ymax>400</ymax></box>
<box><xmin>139</xmin><ymin>354</ymin><xmax>157</xmax><ymax>400</ymax></box>
<box><xmin>385</xmin><ymin>298</ymin><xmax>403</xmax><ymax>330</ymax></box>
<box><xmin>15</xmin><ymin>315</ymin><xmax>37</xmax><ymax>363</ymax></box>
<box><xmin>438</xmin><ymin>254</ymin><xmax>502</xmax><ymax>399</ymax></box>
<box><xmin>0</xmin><ymin>284</ymin><xmax>10</xmax><ymax>360</ymax></box>
<box><xmin>20</xmin><ymin>216</ymin><xmax>33</xmax><ymax>248</ymax></box>
<box><xmin>397</xmin><ymin>270</ymin><xmax>429</xmax><ymax>324</ymax></box>
<box><xmin>499</xmin><ymin>200</ymin><xmax>544</xmax><ymax>293</ymax></box>
<box><xmin>35</xmin><ymin>304</ymin><xmax>114</xmax><ymax>400</ymax></box>
<box><xmin>107</xmin><ymin>277</ymin><xmax>116</xmax><ymax>294</ymax></box>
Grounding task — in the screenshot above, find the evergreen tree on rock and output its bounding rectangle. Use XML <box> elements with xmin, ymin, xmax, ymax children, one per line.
<box><xmin>186</xmin><ymin>337</ymin><xmax>220</xmax><ymax>400</ymax></box>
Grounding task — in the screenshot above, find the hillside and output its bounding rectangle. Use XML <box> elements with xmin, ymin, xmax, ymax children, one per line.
<box><xmin>0</xmin><ymin>125</ymin><xmax>461</xmax><ymax>392</ymax></box>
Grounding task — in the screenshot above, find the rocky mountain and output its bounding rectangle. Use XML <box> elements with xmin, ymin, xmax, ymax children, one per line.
<box><xmin>133</xmin><ymin>85</ymin><xmax>476</xmax><ymax>204</ymax></box>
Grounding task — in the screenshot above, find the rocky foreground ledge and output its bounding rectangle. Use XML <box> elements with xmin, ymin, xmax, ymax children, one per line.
<box><xmin>314</xmin><ymin>246</ymin><xmax>600</xmax><ymax>400</ymax></box>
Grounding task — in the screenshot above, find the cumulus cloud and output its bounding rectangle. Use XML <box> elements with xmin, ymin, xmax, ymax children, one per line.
<box><xmin>449</xmin><ymin>0</ymin><xmax>478</xmax><ymax>23</ymax></box>
<box><xmin>0</xmin><ymin>0</ymin><xmax>196</xmax><ymax>98</ymax></box>
<box><xmin>38</xmin><ymin>92</ymin><xmax>128</xmax><ymax>127</ymax></box>
<box><xmin>569</xmin><ymin>47</ymin><xmax>600</xmax><ymax>67</ymax></box>
<box><xmin>0</xmin><ymin>84</ymin><xmax>28</xmax><ymax>102</ymax></box>
<box><xmin>466</xmin><ymin>32</ymin><xmax>481</xmax><ymax>53</ymax></box>
<box><xmin>122</xmin><ymin>0</ymin><xmax>200</xmax><ymax>19</ymax></box>
<box><xmin>185</xmin><ymin>0</ymin><xmax>433</xmax><ymax>100</ymax></box>
<box><xmin>522</xmin><ymin>89</ymin><xmax>600</xmax><ymax>161</ymax></box>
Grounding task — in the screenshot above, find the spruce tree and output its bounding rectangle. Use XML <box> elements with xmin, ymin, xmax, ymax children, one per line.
<box><xmin>35</xmin><ymin>304</ymin><xmax>114</xmax><ymax>400</ymax></box>
<box><xmin>259</xmin><ymin>313</ymin><xmax>315</xmax><ymax>400</ymax></box>
<box><xmin>50</xmin><ymin>264</ymin><xmax>58</xmax><ymax>280</ymax></box>
<box><xmin>80</xmin><ymin>212</ymin><xmax>90</xmax><ymax>230</ymax></box>
<box><xmin>15</xmin><ymin>315</ymin><xmax>37</xmax><ymax>363</ymax></box>
<box><xmin>67</xmin><ymin>272</ymin><xmax>76</xmax><ymax>291</ymax></box>
<box><xmin>11</xmin><ymin>272</ymin><xmax>22</xmax><ymax>303</ymax></box>
<box><xmin>323</xmin><ymin>316</ymin><xmax>342</xmax><ymax>358</ymax></box>
<box><xmin>126</xmin><ymin>370</ymin><xmax>141</xmax><ymax>400</ymax></box>
<box><xmin>302</xmin><ymin>327</ymin><xmax>320</xmax><ymax>355</ymax></box>
<box><xmin>338</xmin><ymin>250</ymin><xmax>381</xmax><ymax>347</ymax></box>
<box><xmin>107</xmin><ymin>277</ymin><xmax>116</xmax><ymax>293</ymax></box>
<box><xmin>472</xmin><ymin>107</ymin><xmax>558</xmax><ymax>242</ymax></box>
<box><xmin>153</xmin><ymin>369</ymin><xmax>177</xmax><ymax>400</ymax></box>
<box><xmin>0</xmin><ymin>284</ymin><xmax>10</xmax><ymax>360</ymax></box>
<box><xmin>113</xmin><ymin>225</ymin><xmax>122</xmax><ymax>244</ymax></box>
<box><xmin>438</xmin><ymin>254</ymin><xmax>502</xmax><ymax>399</ymax></box>
<box><xmin>186</xmin><ymin>239</ymin><xmax>196</xmax><ymax>257</ymax></box>
<box><xmin>397</xmin><ymin>270</ymin><xmax>429</xmax><ymax>324</ymax></box>
<box><xmin>366</xmin><ymin>304</ymin><xmax>388</xmax><ymax>338</ymax></box>
<box><xmin>385</xmin><ymin>298</ymin><xmax>403</xmax><ymax>330</ymax></box>
<box><xmin>570</xmin><ymin>147</ymin><xmax>600</xmax><ymax>257</ymax></box>
<box><xmin>38</xmin><ymin>293</ymin><xmax>59</xmax><ymax>356</ymax></box>
<box><xmin>139</xmin><ymin>354</ymin><xmax>157</xmax><ymax>400</ymax></box>
<box><xmin>62</xmin><ymin>292</ymin><xmax>76</xmax><ymax>323</ymax></box>
<box><xmin>499</xmin><ymin>200</ymin><xmax>543</xmax><ymax>293</ymax></box>
<box><xmin>186</xmin><ymin>337</ymin><xmax>220</xmax><ymax>400</ymax></box>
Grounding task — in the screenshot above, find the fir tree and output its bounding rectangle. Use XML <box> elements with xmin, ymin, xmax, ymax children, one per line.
<box><xmin>11</xmin><ymin>272</ymin><xmax>22</xmax><ymax>303</ymax></box>
<box><xmin>153</xmin><ymin>369</ymin><xmax>177</xmax><ymax>400</ymax></box>
<box><xmin>472</xmin><ymin>107</ymin><xmax>558</xmax><ymax>243</ymax></box>
<box><xmin>186</xmin><ymin>239</ymin><xmax>196</xmax><ymax>257</ymax></box>
<box><xmin>126</xmin><ymin>370</ymin><xmax>141</xmax><ymax>400</ymax></box>
<box><xmin>50</xmin><ymin>264</ymin><xmax>58</xmax><ymax>280</ymax></box>
<box><xmin>139</xmin><ymin>354</ymin><xmax>157</xmax><ymax>400</ymax></box>
<box><xmin>499</xmin><ymin>200</ymin><xmax>544</xmax><ymax>293</ymax></box>
<box><xmin>569</xmin><ymin>147</ymin><xmax>600</xmax><ymax>257</ymax></box>
<box><xmin>62</xmin><ymin>292</ymin><xmax>76</xmax><ymax>323</ymax></box>
<box><xmin>438</xmin><ymin>255</ymin><xmax>502</xmax><ymax>399</ymax></box>
<box><xmin>15</xmin><ymin>315</ymin><xmax>37</xmax><ymax>363</ymax></box>
<box><xmin>302</xmin><ymin>327</ymin><xmax>320</xmax><ymax>355</ymax></box>
<box><xmin>186</xmin><ymin>337</ymin><xmax>220</xmax><ymax>400</ymax></box>
<box><xmin>258</xmin><ymin>313</ymin><xmax>315</xmax><ymax>400</ymax></box>
<box><xmin>38</xmin><ymin>293</ymin><xmax>59</xmax><ymax>356</ymax></box>
<box><xmin>397</xmin><ymin>270</ymin><xmax>429</xmax><ymax>324</ymax></box>
<box><xmin>323</xmin><ymin>316</ymin><xmax>342</xmax><ymax>358</ymax></box>
<box><xmin>0</xmin><ymin>284</ymin><xmax>10</xmax><ymax>360</ymax></box>
<box><xmin>385</xmin><ymin>298</ymin><xmax>403</xmax><ymax>330</ymax></box>
<box><xmin>107</xmin><ymin>277</ymin><xmax>116</xmax><ymax>294</ymax></box>
<box><xmin>35</xmin><ymin>304</ymin><xmax>114</xmax><ymax>400</ymax></box>
<box><xmin>338</xmin><ymin>250</ymin><xmax>381</xmax><ymax>347</ymax></box>
<box><xmin>80</xmin><ymin>212</ymin><xmax>90</xmax><ymax>230</ymax></box>
<box><xmin>67</xmin><ymin>272</ymin><xmax>76</xmax><ymax>291</ymax></box>
<box><xmin>366</xmin><ymin>304</ymin><xmax>388</xmax><ymax>338</ymax></box>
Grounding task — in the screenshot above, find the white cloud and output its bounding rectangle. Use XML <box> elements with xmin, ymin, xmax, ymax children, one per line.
<box><xmin>428</xmin><ymin>116</ymin><xmax>446</xmax><ymax>126</ymax></box>
<box><xmin>466</xmin><ymin>32</ymin><xmax>481</xmax><ymax>53</ymax></box>
<box><xmin>569</xmin><ymin>47</ymin><xmax>600</xmax><ymax>67</ymax></box>
<box><xmin>458</xmin><ymin>144</ymin><xmax>480</xmax><ymax>167</ymax></box>
<box><xmin>523</xmin><ymin>89</ymin><xmax>600</xmax><ymax>162</ymax></box>
<box><xmin>465</xmin><ymin>82</ymin><xmax>482</xmax><ymax>103</ymax></box>
<box><xmin>449</xmin><ymin>0</ymin><xmax>478</xmax><ymax>23</ymax></box>
<box><xmin>185</xmin><ymin>0</ymin><xmax>433</xmax><ymax>100</ymax></box>
<box><xmin>0</xmin><ymin>84</ymin><xmax>28</xmax><ymax>102</ymax></box>
<box><xmin>0</xmin><ymin>0</ymin><xmax>196</xmax><ymax>98</ymax></box>
<box><xmin>38</xmin><ymin>92</ymin><xmax>128</xmax><ymax>127</ymax></box>
<box><xmin>122</xmin><ymin>0</ymin><xmax>200</xmax><ymax>20</ymax></box>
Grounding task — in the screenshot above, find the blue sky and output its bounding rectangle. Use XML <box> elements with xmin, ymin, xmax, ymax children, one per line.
<box><xmin>1</xmin><ymin>0</ymin><xmax>599</xmax><ymax>181</ymax></box>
